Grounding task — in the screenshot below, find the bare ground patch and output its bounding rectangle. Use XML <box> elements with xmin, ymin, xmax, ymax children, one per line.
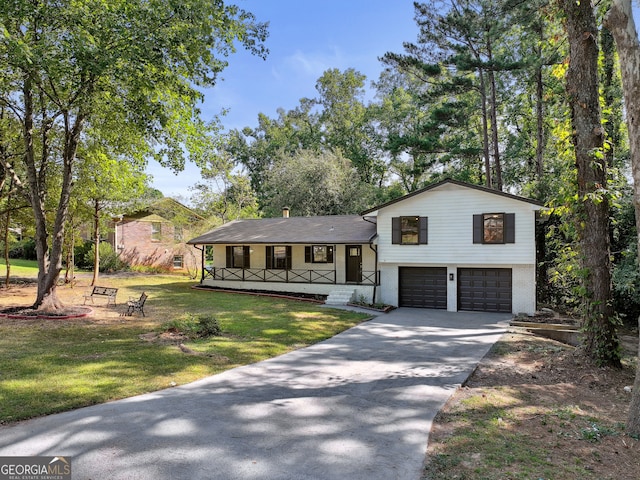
<box><xmin>423</xmin><ymin>330</ymin><xmax>639</xmax><ymax>480</ymax></box>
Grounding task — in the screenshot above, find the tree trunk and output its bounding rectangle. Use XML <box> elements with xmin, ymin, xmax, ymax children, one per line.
<box><xmin>22</xmin><ymin>75</ymin><xmax>85</xmax><ymax>309</ymax></box>
<box><xmin>562</xmin><ymin>0</ymin><xmax>620</xmax><ymax>367</ymax></box>
<box><xmin>21</xmin><ymin>77</ymin><xmax>56</xmax><ymax>308</ymax></box>
<box><xmin>92</xmin><ymin>199</ymin><xmax>100</xmax><ymax>286</ymax></box>
<box><xmin>535</xmin><ymin>23</ymin><xmax>545</xmax><ymax>186</ymax></box>
<box><xmin>478</xmin><ymin>68</ymin><xmax>492</xmax><ymax>188</ymax></box>
<box><xmin>604</xmin><ymin>0</ymin><xmax>640</xmax><ymax>436</ymax></box>
<box><xmin>486</xmin><ymin>37</ymin><xmax>503</xmax><ymax>191</ymax></box>
<box><xmin>600</xmin><ymin>24</ymin><xmax>619</xmax><ymax>168</ymax></box>
<box><xmin>533</xmin><ymin>24</ymin><xmax>549</xmax><ymax>305</ymax></box>
<box><xmin>3</xmin><ymin>179</ymin><xmax>11</xmax><ymax>289</ymax></box>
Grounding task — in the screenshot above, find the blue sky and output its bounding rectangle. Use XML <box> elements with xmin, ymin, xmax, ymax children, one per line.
<box><xmin>148</xmin><ymin>1</ymin><xmax>640</xmax><ymax>202</ymax></box>
<box><xmin>147</xmin><ymin>0</ymin><xmax>418</xmax><ymax>200</ymax></box>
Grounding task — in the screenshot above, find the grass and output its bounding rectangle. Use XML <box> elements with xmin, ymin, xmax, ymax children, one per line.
<box><xmin>0</xmin><ymin>274</ymin><xmax>370</xmax><ymax>424</ymax></box>
<box><xmin>422</xmin><ymin>334</ymin><xmax>638</xmax><ymax>479</ymax></box>
<box><xmin>0</xmin><ymin>258</ymin><xmax>40</xmax><ymax>277</ymax></box>
<box><xmin>424</xmin><ymin>389</ymin><xmax>607</xmax><ymax>479</ymax></box>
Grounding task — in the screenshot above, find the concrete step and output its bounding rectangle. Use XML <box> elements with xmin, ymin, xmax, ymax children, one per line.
<box><xmin>325</xmin><ymin>289</ymin><xmax>356</xmax><ymax>305</ymax></box>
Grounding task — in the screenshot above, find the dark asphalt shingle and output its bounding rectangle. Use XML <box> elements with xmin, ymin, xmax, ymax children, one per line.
<box><xmin>187</xmin><ymin>215</ymin><xmax>377</xmax><ymax>245</ymax></box>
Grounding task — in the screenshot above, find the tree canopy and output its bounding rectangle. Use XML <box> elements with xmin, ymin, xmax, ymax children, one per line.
<box><xmin>0</xmin><ymin>0</ymin><xmax>268</xmax><ymax>307</ymax></box>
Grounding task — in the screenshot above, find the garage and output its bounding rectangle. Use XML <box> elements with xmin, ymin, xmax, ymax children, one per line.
<box><xmin>458</xmin><ymin>268</ymin><xmax>512</xmax><ymax>313</ymax></box>
<box><xmin>399</xmin><ymin>267</ymin><xmax>447</xmax><ymax>309</ymax></box>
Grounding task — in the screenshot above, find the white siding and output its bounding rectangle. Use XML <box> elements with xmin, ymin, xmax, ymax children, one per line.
<box><xmin>376</xmin><ymin>183</ymin><xmax>539</xmax><ymax>265</ymax></box>
<box><xmin>379</xmin><ymin>263</ymin><xmax>536</xmax><ymax>315</ymax></box>
<box><xmin>375</xmin><ymin>183</ymin><xmax>540</xmax><ymax>315</ymax></box>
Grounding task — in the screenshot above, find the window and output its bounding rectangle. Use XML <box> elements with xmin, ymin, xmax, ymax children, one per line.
<box><xmin>233</xmin><ymin>246</ymin><xmax>246</xmax><ymax>268</ymax></box>
<box><xmin>173</xmin><ymin>255</ymin><xmax>184</xmax><ymax>268</ymax></box>
<box><xmin>205</xmin><ymin>245</ymin><xmax>214</xmax><ymax>264</ymax></box>
<box><xmin>473</xmin><ymin>213</ymin><xmax>515</xmax><ymax>244</ymax></box>
<box><xmin>401</xmin><ymin>216</ymin><xmax>419</xmax><ymax>244</ymax></box>
<box><xmin>151</xmin><ymin>222</ymin><xmax>162</xmax><ymax>242</ymax></box>
<box><xmin>305</xmin><ymin>245</ymin><xmax>334</xmax><ymax>263</ymax></box>
<box><xmin>266</xmin><ymin>246</ymin><xmax>292</xmax><ymax>270</ymax></box>
<box><xmin>174</xmin><ymin>225</ymin><xmax>183</xmax><ymax>242</ymax></box>
<box><xmin>273</xmin><ymin>246</ymin><xmax>287</xmax><ymax>269</ymax></box>
<box><xmin>483</xmin><ymin>213</ymin><xmax>504</xmax><ymax>243</ymax></box>
<box><xmin>392</xmin><ymin>217</ymin><xmax>428</xmax><ymax>245</ymax></box>
<box><xmin>225</xmin><ymin>246</ymin><xmax>250</xmax><ymax>268</ymax></box>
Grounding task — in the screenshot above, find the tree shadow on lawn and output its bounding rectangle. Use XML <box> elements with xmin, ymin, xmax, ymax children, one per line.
<box><xmin>0</xmin><ymin>281</ymin><xmax>369</xmax><ymax>424</ymax></box>
<box><xmin>0</xmin><ymin>321</ymin><xmax>505</xmax><ymax>480</ymax></box>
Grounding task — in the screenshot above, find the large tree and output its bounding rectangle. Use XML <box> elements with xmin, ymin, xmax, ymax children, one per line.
<box><xmin>383</xmin><ymin>0</ymin><xmax>529</xmax><ymax>191</ymax></box>
<box><xmin>560</xmin><ymin>0</ymin><xmax>620</xmax><ymax>366</ymax></box>
<box><xmin>315</xmin><ymin>68</ymin><xmax>385</xmax><ymax>185</ymax></box>
<box><xmin>0</xmin><ymin>0</ymin><xmax>267</xmax><ymax>309</ymax></box>
<box><xmin>604</xmin><ymin>0</ymin><xmax>640</xmax><ymax>435</ymax></box>
<box><xmin>261</xmin><ymin>149</ymin><xmax>373</xmax><ymax>217</ymax></box>
<box><xmin>75</xmin><ymin>149</ymin><xmax>147</xmax><ymax>286</ymax></box>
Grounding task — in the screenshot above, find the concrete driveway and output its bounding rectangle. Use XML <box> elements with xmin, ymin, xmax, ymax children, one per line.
<box><xmin>0</xmin><ymin>308</ymin><xmax>509</xmax><ymax>480</ymax></box>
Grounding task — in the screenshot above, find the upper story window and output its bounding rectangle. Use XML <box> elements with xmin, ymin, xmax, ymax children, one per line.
<box><xmin>174</xmin><ymin>225</ymin><xmax>183</xmax><ymax>242</ymax></box>
<box><xmin>483</xmin><ymin>213</ymin><xmax>504</xmax><ymax>243</ymax></box>
<box><xmin>392</xmin><ymin>216</ymin><xmax>428</xmax><ymax>245</ymax></box>
<box><xmin>151</xmin><ymin>222</ymin><xmax>162</xmax><ymax>242</ymax></box>
<box><xmin>305</xmin><ymin>245</ymin><xmax>334</xmax><ymax>263</ymax></box>
<box><xmin>473</xmin><ymin>213</ymin><xmax>515</xmax><ymax>244</ymax></box>
<box><xmin>401</xmin><ymin>216</ymin><xmax>419</xmax><ymax>244</ymax></box>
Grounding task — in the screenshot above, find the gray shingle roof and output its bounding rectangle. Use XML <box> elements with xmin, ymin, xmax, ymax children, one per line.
<box><xmin>360</xmin><ymin>178</ymin><xmax>543</xmax><ymax>215</ymax></box>
<box><xmin>187</xmin><ymin>215</ymin><xmax>377</xmax><ymax>245</ymax></box>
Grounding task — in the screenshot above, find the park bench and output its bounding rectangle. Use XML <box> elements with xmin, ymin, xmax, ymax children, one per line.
<box><xmin>125</xmin><ymin>292</ymin><xmax>148</xmax><ymax>317</ymax></box>
<box><xmin>83</xmin><ymin>286</ymin><xmax>118</xmax><ymax>307</ymax></box>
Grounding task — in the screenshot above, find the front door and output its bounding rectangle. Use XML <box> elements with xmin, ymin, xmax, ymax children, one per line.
<box><xmin>346</xmin><ymin>245</ymin><xmax>362</xmax><ymax>283</ymax></box>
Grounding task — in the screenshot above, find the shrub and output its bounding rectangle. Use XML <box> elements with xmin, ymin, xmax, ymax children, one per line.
<box><xmin>74</xmin><ymin>241</ymin><xmax>94</xmax><ymax>269</ymax></box>
<box><xmin>162</xmin><ymin>313</ymin><xmax>222</xmax><ymax>339</ymax></box>
<box><xmin>8</xmin><ymin>239</ymin><xmax>37</xmax><ymax>260</ymax></box>
<box><xmin>83</xmin><ymin>242</ymin><xmax>128</xmax><ymax>272</ymax></box>
<box><xmin>197</xmin><ymin>314</ymin><xmax>222</xmax><ymax>337</ymax></box>
<box><xmin>129</xmin><ymin>264</ymin><xmax>173</xmax><ymax>274</ymax></box>
<box><xmin>612</xmin><ymin>245</ymin><xmax>640</xmax><ymax>328</ymax></box>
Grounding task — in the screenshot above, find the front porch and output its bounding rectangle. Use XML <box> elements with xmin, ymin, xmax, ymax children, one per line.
<box><xmin>203</xmin><ymin>267</ymin><xmax>379</xmax><ymax>286</ymax></box>
<box><xmin>200</xmin><ymin>267</ymin><xmax>380</xmax><ymax>304</ymax></box>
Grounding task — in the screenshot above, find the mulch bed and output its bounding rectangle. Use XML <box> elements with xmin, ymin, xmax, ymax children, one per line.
<box><xmin>0</xmin><ymin>305</ymin><xmax>93</xmax><ymax>320</ymax></box>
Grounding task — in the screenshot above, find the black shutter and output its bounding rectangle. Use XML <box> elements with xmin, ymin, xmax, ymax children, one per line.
<box><xmin>328</xmin><ymin>246</ymin><xmax>334</xmax><ymax>263</ymax></box>
<box><xmin>392</xmin><ymin>217</ymin><xmax>401</xmax><ymax>244</ymax></box>
<box><xmin>226</xmin><ymin>246</ymin><xmax>233</xmax><ymax>267</ymax></box>
<box><xmin>266</xmin><ymin>246</ymin><xmax>273</xmax><ymax>269</ymax></box>
<box><xmin>419</xmin><ymin>217</ymin><xmax>428</xmax><ymax>244</ymax></box>
<box><xmin>286</xmin><ymin>246</ymin><xmax>292</xmax><ymax>270</ymax></box>
<box><xmin>243</xmin><ymin>246</ymin><xmax>250</xmax><ymax>268</ymax></box>
<box><xmin>473</xmin><ymin>214</ymin><xmax>483</xmax><ymax>244</ymax></box>
<box><xmin>305</xmin><ymin>246</ymin><xmax>312</xmax><ymax>263</ymax></box>
<box><xmin>505</xmin><ymin>213</ymin><xmax>515</xmax><ymax>243</ymax></box>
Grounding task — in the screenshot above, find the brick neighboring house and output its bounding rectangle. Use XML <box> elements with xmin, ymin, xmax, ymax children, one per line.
<box><xmin>108</xmin><ymin>198</ymin><xmax>204</xmax><ymax>273</ymax></box>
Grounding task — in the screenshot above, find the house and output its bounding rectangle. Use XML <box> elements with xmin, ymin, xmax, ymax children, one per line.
<box><xmin>187</xmin><ymin>179</ymin><xmax>543</xmax><ymax>314</ymax></box>
<box><xmin>109</xmin><ymin>198</ymin><xmax>204</xmax><ymax>272</ymax></box>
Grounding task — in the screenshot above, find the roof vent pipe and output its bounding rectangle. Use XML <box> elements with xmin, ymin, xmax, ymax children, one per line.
<box><xmin>282</xmin><ymin>207</ymin><xmax>290</xmax><ymax>218</ymax></box>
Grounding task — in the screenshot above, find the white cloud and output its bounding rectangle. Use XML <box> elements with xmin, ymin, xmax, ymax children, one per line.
<box><xmin>282</xmin><ymin>46</ymin><xmax>345</xmax><ymax>79</ymax></box>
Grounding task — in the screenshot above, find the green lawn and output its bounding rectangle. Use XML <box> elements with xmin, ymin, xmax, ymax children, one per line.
<box><xmin>0</xmin><ymin>275</ymin><xmax>369</xmax><ymax>423</ymax></box>
<box><xmin>0</xmin><ymin>258</ymin><xmax>39</xmax><ymax>277</ymax></box>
